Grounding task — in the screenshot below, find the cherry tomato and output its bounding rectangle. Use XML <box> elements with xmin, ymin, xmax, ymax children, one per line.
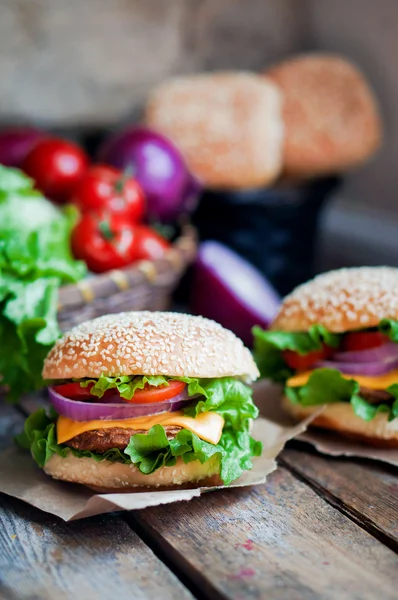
<box><xmin>71</xmin><ymin>213</ymin><xmax>139</xmax><ymax>273</ymax></box>
<box><xmin>23</xmin><ymin>138</ymin><xmax>88</xmax><ymax>203</ymax></box>
<box><xmin>342</xmin><ymin>331</ymin><xmax>388</xmax><ymax>352</ymax></box>
<box><xmin>134</xmin><ymin>226</ymin><xmax>171</xmax><ymax>261</ymax></box>
<box><xmin>282</xmin><ymin>344</ymin><xmax>333</xmax><ymax>371</ymax></box>
<box><xmin>72</xmin><ymin>165</ymin><xmax>145</xmax><ymax>221</ymax></box>
<box><xmin>53</xmin><ymin>382</ymin><xmax>94</xmax><ymax>400</ymax></box>
<box><xmin>125</xmin><ymin>380</ymin><xmax>186</xmax><ymax>404</ymax></box>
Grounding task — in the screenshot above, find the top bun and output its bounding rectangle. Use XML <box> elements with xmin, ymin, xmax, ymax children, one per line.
<box><xmin>144</xmin><ymin>72</ymin><xmax>284</xmax><ymax>190</ymax></box>
<box><xmin>43</xmin><ymin>311</ymin><xmax>259</xmax><ymax>382</ymax></box>
<box><xmin>265</xmin><ymin>53</ymin><xmax>382</xmax><ymax>178</ymax></box>
<box><xmin>272</xmin><ymin>267</ymin><xmax>398</xmax><ymax>333</ymax></box>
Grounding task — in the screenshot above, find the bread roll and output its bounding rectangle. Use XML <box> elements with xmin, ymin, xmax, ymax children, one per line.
<box><xmin>265</xmin><ymin>54</ymin><xmax>382</xmax><ymax>178</ymax></box>
<box><xmin>145</xmin><ymin>72</ymin><xmax>284</xmax><ymax>189</ymax></box>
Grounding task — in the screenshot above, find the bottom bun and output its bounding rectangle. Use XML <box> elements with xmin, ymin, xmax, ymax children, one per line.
<box><xmin>43</xmin><ymin>453</ymin><xmax>221</xmax><ymax>490</ymax></box>
<box><xmin>282</xmin><ymin>396</ymin><xmax>398</xmax><ymax>448</ymax></box>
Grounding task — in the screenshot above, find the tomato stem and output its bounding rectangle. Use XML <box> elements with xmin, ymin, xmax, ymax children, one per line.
<box><xmin>98</xmin><ymin>219</ymin><xmax>115</xmax><ymax>241</ymax></box>
<box><xmin>114</xmin><ymin>165</ymin><xmax>134</xmax><ymax>193</ymax></box>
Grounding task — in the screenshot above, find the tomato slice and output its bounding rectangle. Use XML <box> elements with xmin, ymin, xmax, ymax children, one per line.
<box><xmin>126</xmin><ymin>380</ymin><xmax>187</xmax><ymax>404</ymax></box>
<box><xmin>342</xmin><ymin>331</ymin><xmax>388</xmax><ymax>352</ymax></box>
<box><xmin>53</xmin><ymin>382</ymin><xmax>94</xmax><ymax>400</ymax></box>
<box><xmin>53</xmin><ymin>379</ymin><xmax>187</xmax><ymax>404</ymax></box>
<box><xmin>282</xmin><ymin>344</ymin><xmax>333</xmax><ymax>371</ymax></box>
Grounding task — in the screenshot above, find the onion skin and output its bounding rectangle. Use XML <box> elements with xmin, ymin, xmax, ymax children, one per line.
<box><xmin>48</xmin><ymin>386</ymin><xmax>196</xmax><ymax>421</ymax></box>
<box><xmin>97</xmin><ymin>127</ymin><xmax>201</xmax><ymax>222</ymax></box>
<box><xmin>0</xmin><ymin>127</ymin><xmax>44</xmax><ymax>167</ymax></box>
<box><xmin>191</xmin><ymin>241</ymin><xmax>280</xmax><ymax>347</ymax></box>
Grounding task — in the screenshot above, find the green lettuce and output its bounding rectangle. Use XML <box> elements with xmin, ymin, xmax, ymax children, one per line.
<box><xmin>16</xmin><ymin>408</ymin><xmax>128</xmax><ymax>468</ymax></box>
<box><xmin>286</xmin><ymin>368</ymin><xmax>398</xmax><ymax>422</ymax></box>
<box><xmin>252</xmin><ymin>324</ymin><xmax>341</xmax><ymax>382</ymax></box>
<box><xmin>17</xmin><ymin>377</ymin><xmax>262</xmax><ymax>485</ymax></box>
<box><xmin>80</xmin><ymin>374</ymin><xmax>171</xmax><ymax>400</ymax></box>
<box><xmin>253</xmin><ymin>320</ymin><xmax>398</xmax><ymax>422</ymax></box>
<box><xmin>0</xmin><ymin>166</ymin><xmax>85</xmax><ymax>400</ymax></box>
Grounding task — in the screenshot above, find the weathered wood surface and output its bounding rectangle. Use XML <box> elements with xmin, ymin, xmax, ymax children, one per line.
<box><xmin>282</xmin><ymin>446</ymin><xmax>398</xmax><ymax>551</ymax></box>
<box><xmin>0</xmin><ymin>403</ymin><xmax>194</xmax><ymax>600</ymax></box>
<box><xmin>1</xmin><ymin>399</ymin><xmax>397</xmax><ymax>600</ymax></box>
<box><xmin>0</xmin><ymin>494</ymin><xmax>194</xmax><ymax>600</ymax></box>
<box><xmin>130</xmin><ymin>467</ymin><xmax>398</xmax><ymax>600</ymax></box>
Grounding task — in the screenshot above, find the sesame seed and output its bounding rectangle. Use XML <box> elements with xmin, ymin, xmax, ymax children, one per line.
<box><xmin>272</xmin><ymin>267</ymin><xmax>398</xmax><ymax>332</ymax></box>
<box><xmin>43</xmin><ymin>311</ymin><xmax>258</xmax><ymax>381</ymax></box>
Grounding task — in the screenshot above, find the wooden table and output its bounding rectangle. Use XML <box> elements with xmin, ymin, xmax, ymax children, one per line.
<box><xmin>1</xmin><ymin>401</ymin><xmax>397</xmax><ymax>600</ymax></box>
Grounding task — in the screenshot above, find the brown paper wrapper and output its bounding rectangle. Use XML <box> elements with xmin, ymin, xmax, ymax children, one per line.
<box><xmin>253</xmin><ymin>379</ymin><xmax>398</xmax><ymax>467</ymax></box>
<box><xmin>0</xmin><ymin>409</ymin><xmax>310</xmax><ymax>521</ymax></box>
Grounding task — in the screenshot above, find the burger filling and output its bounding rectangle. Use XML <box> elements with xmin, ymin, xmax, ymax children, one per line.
<box><xmin>253</xmin><ymin>319</ymin><xmax>398</xmax><ymax>422</ymax></box>
<box><xmin>17</xmin><ymin>375</ymin><xmax>262</xmax><ymax>485</ymax></box>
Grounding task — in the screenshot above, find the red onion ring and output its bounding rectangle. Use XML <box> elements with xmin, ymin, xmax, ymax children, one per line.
<box><xmin>332</xmin><ymin>342</ymin><xmax>398</xmax><ymax>364</ymax></box>
<box><xmin>315</xmin><ymin>358</ymin><xmax>398</xmax><ymax>376</ymax></box>
<box><xmin>48</xmin><ymin>386</ymin><xmax>198</xmax><ymax>421</ymax></box>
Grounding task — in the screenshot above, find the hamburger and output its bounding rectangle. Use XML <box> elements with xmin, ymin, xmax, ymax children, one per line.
<box><xmin>18</xmin><ymin>311</ymin><xmax>261</xmax><ymax>490</ymax></box>
<box><xmin>253</xmin><ymin>267</ymin><xmax>398</xmax><ymax>447</ymax></box>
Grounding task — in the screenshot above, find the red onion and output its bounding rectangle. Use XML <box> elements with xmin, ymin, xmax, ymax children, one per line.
<box><xmin>0</xmin><ymin>127</ymin><xmax>44</xmax><ymax>167</ymax></box>
<box><xmin>316</xmin><ymin>358</ymin><xmax>398</xmax><ymax>376</ymax></box>
<box><xmin>48</xmin><ymin>386</ymin><xmax>196</xmax><ymax>421</ymax></box>
<box><xmin>332</xmin><ymin>342</ymin><xmax>398</xmax><ymax>364</ymax></box>
<box><xmin>97</xmin><ymin>127</ymin><xmax>201</xmax><ymax>222</ymax></box>
<box><xmin>190</xmin><ymin>241</ymin><xmax>280</xmax><ymax>347</ymax></box>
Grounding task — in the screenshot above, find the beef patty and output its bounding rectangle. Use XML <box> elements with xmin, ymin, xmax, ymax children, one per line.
<box><xmin>65</xmin><ymin>425</ymin><xmax>182</xmax><ymax>453</ymax></box>
<box><xmin>359</xmin><ymin>386</ymin><xmax>393</xmax><ymax>404</ymax></box>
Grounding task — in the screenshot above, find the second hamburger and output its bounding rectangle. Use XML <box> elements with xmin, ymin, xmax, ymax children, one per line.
<box><xmin>254</xmin><ymin>267</ymin><xmax>398</xmax><ymax>447</ymax></box>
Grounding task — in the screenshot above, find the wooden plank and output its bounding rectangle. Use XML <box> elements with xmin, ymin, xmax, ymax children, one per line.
<box><xmin>0</xmin><ymin>493</ymin><xmax>194</xmax><ymax>600</ymax></box>
<box><xmin>0</xmin><ymin>401</ymin><xmax>193</xmax><ymax>599</ymax></box>
<box><xmin>281</xmin><ymin>446</ymin><xmax>398</xmax><ymax>550</ymax></box>
<box><xmin>129</xmin><ymin>468</ymin><xmax>398</xmax><ymax>600</ymax></box>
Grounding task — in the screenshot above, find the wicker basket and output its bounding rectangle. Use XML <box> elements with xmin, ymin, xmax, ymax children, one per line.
<box><xmin>57</xmin><ymin>225</ymin><xmax>197</xmax><ymax>331</ymax></box>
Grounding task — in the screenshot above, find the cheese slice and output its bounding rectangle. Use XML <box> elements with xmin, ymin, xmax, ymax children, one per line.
<box><xmin>57</xmin><ymin>411</ymin><xmax>224</xmax><ymax>446</ymax></box>
<box><xmin>287</xmin><ymin>369</ymin><xmax>398</xmax><ymax>389</ymax></box>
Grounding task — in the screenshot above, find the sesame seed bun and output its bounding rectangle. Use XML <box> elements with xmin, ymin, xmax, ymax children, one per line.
<box><xmin>144</xmin><ymin>72</ymin><xmax>284</xmax><ymax>189</ymax></box>
<box><xmin>265</xmin><ymin>54</ymin><xmax>382</xmax><ymax>178</ymax></box>
<box><xmin>43</xmin><ymin>311</ymin><xmax>259</xmax><ymax>381</ymax></box>
<box><xmin>271</xmin><ymin>267</ymin><xmax>398</xmax><ymax>333</ymax></box>
<box><xmin>44</xmin><ymin>452</ymin><xmax>221</xmax><ymax>489</ymax></box>
<box><xmin>282</xmin><ymin>396</ymin><xmax>398</xmax><ymax>447</ymax></box>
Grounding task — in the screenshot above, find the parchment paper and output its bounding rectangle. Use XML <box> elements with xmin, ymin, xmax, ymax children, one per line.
<box><xmin>253</xmin><ymin>379</ymin><xmax>398</xmax><ymax>467</ymax></box>
<box><xmin>0</xmin><ymin>408</ymin><xmax>310</xmax><ymax>521</ymax></box>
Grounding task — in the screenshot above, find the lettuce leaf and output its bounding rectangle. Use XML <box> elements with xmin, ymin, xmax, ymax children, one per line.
<box><xmin>125</xmin><ymin>423</ymin><xmax>262</xmax><ymax>484</ymax></box>
<box><xmin>0</xmin><ymin>166</ymin><xmax>85</xmax><ymax>401</ymax></box>
<box><xmin>80</xmin><ymin>374</ymin><xmax>170</xmax><ymax>400</ymax></box>
<box><xmin>252</xmin><ymin>324</ymin><xmax>341</xmax><ymax>382</ymax></box>
<box><xmin>16</xmin><ymin>408</ymin><xmax>128</xmax><ymax>468</ymax></box>
<box><xmin>286</xmin><ymin>368</ymin><xmax>398</xmax><ymax>422</ymax></box>
<box><xmin>17</xmin><ymin>377</ymin><xmax>262</xmax><ymax>484</ymax></box>
<box><xmin>379</xmin><ymin>319</ymin><xmax>398</xmax><ymax>343</ymax></box>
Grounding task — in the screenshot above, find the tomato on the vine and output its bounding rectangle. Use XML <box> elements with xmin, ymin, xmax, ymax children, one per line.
<box><xmin>71</xmin><ymin>213</ymin><xmax>139</xmax><ymax>273</ymax></box>
<box><xmin>72</xmin><ymin>165</ymin><xmax>145</xmax><ymax>222</ymax></box>
<box><xmin>134</xmin><ymin>225</ymin><xmax>171</xmax><ymax>261</ymax></box>
<box><xmin>23</xmin><ymin>138</ymin><xmax>88</xmax><ymax>203</ymax></box>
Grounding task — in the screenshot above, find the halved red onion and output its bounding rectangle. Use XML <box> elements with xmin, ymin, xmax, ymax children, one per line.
<box><xmin>315</xmin><ymin>358</ymin><xmax>398</xmax><ymax>376</ymax></box>
<box><xmin>48</xmin><ymin>386</ymin><xmax>197</xmax><ymax>421</ymax></box>
<box><xmin>332</xmin><ymin>342</ymin><xmax>398</xmax><ymax>364</ymax></box>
